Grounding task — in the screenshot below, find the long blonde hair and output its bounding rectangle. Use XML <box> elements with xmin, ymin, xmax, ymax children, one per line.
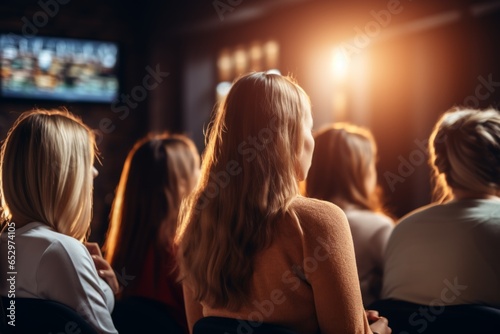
<box><xmin>104</xmin><ymin>133</ymin><xmax>199</xmax><ymax>294</ymax></box>
<box><xmin>176</xmin><ymin>72</ymin><xmax>311</xmax><ymax>310</ymax></box>
<box><xmin>0</xmin><ymin>109</ymin><xmax>95</xmax><ymax>241</ymax></box>
<box><xmin>429</xmin><ymin>107</ymin><xmax>500</xmax><ymax>202</ymax></box>
<box><xmin>306</xmin><ymin>123</ymin><xmax>384</xmax><ymax>211</ymax></box>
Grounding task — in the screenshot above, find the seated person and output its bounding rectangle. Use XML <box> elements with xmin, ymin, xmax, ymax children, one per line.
<box><xmin>176</xmin><ymin>72</ymin><xmax>391</xmax><ymax>334</ymax></box>
<box><xmin>104</xmin><ymin>133</ymin><xmax>200</xmax><ymax>333</ymax></box>
<box><xmin>382</xmin><ymin>107</ymin><xmax>500</xmax><ymax>308</ymax></box>
<box><xmin>0</xmin><ymin>109</ymin><xmax>118</xmax><ymax>333</ymax></box>
<box><xmin>306</xmin><ymin>123</ymin><xmax>394</xmax><ymax>306</ymax></box>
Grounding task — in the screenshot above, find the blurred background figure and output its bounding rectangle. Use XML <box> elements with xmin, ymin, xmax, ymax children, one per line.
<box><xmin>306</xmin><ymin>123</ymin><xmax>394</xmax><ymax>307</ymax></box>
<box><xmin>382</xmin><ymin>107</ymin><xmax>500</xmax><ymax>308</ymax></box>
<box><xmin>104</xmin><ymin>133</ymin><xmax>200</xmax><ymax>334</ymax></box>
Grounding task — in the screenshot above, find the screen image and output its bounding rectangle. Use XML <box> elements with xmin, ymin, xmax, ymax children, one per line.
<box><xmin>0</xmin><ymin>34</ymin><xmax>119</xmax><ymax>103</ymax></box>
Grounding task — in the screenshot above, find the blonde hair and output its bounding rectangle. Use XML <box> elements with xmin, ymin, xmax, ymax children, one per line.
<box><xmin>306</xmin><ymin>123</ymin><xmax>383</xmax><ymax>211</ymax></box>
<box><xmin>176</xmin><ymin>72</ymin><xmax>311</xmax><ymax>310</ymax></box>
<box><xmin>0</xmin><ymin>109</ymin><xmax>95</xmax><ymax>241</ymax></box>
<box><xmin>429</xmin><ymin>107</ymin><xmax>500</xmax><ymax>202</ymax></box>
<box><xmin>104</xmin><ymin>133</ymin><xmax>199</xmax><ymax>294</ymax></box>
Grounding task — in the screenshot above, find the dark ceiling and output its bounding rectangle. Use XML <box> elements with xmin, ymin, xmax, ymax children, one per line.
<box><xmin>1</xmin><ymin>0</ymin><xmax>492</xmax><ymax>41</ymax></box>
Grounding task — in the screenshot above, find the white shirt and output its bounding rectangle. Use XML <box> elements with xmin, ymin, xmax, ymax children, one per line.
<box><xmin>0</xmin><ymin>222</ymin><xmax>118</xmax><ymax>334</ymax></box>
<box><xmin>344</xmin><ymin>209</ymin><xmax>394</xmax><ymax>306</ymax></box>
<box><xmin>382</xmin><ymin>199</ymin><xmax>500</xmax><ymax>307</ymax></box>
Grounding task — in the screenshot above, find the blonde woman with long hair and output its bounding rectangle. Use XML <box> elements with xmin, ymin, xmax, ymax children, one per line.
<box><xmin>0</xmin><ymin>109</ymin><xmax>118</xmax><ymax>333</ymax></box>
<box><xmin>104</xmin><ymin>133</ymin><xmax>200</xmax><ymax>333</ymax></box>
<box><xmin>382</xmin><ymin>108</ymin><xmax>500</xmax><ymax>308</ymax></box>
<box><xmin>306</xmin><ymin>123</ymin><xmax>394</xmax><ymax>307</ymax></box>
<box><xmin>176</xmin><ymin>72</ymin><xmax>391</xmax><ymax>334</ymax></box>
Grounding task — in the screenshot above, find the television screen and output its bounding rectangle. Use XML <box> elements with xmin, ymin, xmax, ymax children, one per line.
<box><xmin>0</xmin><ymin>34</ymin><xmax>119</xmax><ymax>103</ymax></box>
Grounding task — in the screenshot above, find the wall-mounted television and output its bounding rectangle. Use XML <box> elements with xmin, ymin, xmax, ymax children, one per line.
<box><xmin>0</xmin><ymin>34</ymin><xmax>119</xmax><ymax>103</ymax></box>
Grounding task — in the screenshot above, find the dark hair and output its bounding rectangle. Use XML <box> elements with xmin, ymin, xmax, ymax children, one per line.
<box><xmin>104</xmin><ymin>133</ymin><xmax>199</xmax><ymax>294</ymax></box>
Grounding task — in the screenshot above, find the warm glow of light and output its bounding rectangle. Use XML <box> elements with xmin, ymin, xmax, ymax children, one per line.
<box><xmin>266</xmin><ymin>69</ymin><xmax>281</xmax><ymax>75</ymax></box>
<box><xmin>249</xmin><ymin>42</ymin><xmax>262</xmax><ymax>61</ymax></box>
<box><xmin>264</xmin><ymin>40</ymin><xmax>279</xmax><ymax>55</ymax></box>
<box><xmin>264</xmin><ymin>40</ymin><xmax>279</xmax><ymax>69</ymax></box>
<box><xmin>216</xmin><ymin>81</ymin><xmax>232</xmax><ymax>101</ymax></box>
<box><xmin>332</xmin><ymin>47</ymin><xmax>350</xmax><ymax>80</ymax></box>
<box><xmin>234</xmin><ymin>47</ymin><xmax>248</xmax><ymax>76</ymax></box>
<box><xmin>217</xmin><ymin>49</ymin><xmax>233</xmax><ymax>81</ymax></box>
<box><xmin>332</xmin><ymin>91</ymin><xmax>348</xmax><ymax>120</ymax></box>
<box><xmin>249</xmin><ymin>41</ymin><xmax>263</xmax><ymax>71</ymax></box>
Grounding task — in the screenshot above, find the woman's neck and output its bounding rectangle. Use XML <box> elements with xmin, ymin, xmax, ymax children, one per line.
<box><xmin>452</xmin><ymin>189</ymin><xmax>500</xmax><ymax>201</ymax></box>
<box><xmin>9</xmin><ymin>216</ymin><xmax>32</xmax><ymax>227</ymax></box>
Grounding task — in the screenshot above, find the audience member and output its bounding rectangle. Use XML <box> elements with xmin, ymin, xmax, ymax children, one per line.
<box><xmin>382</xmin><ymin>108</ymin><xmax>500</xmax><ymax>308</ymax></box>
<box><xmin>104</xmin><ymin>133</ymin><xmax>200</xmax><ymax>332</ymax></box>
<box><xmin>0</xmin><ymin>109</ymin><xmax>118</xmax><ymax>333</ymax></box>
<box><xmin>176</xmin><ymin>72</ymin><xmax>391</xmax><ymax>334</ymax></box>
<box><xmin>306</xmin><ymin>123</ymin><xmax>394</xmax><ymax>306</ymax></box>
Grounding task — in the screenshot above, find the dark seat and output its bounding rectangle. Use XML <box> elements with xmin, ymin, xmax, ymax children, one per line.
<box><xmin>368</xmin><ymin>299</ymin><xmax>500</xmax><ymax>334</ymax></box>
<box><xmin>111</xmin><ymin>296</ymin><xmax>184</xmax><ymax>334</ymax></box>
<box><xmin>193</xmin><ymin>316</ymin><xmax>299</xmax><ymax>334</ymax></box>
<box><xmin>1</xmin><ymin>296</ymin><xmax>98</xmax><ymax>334</ymax></box>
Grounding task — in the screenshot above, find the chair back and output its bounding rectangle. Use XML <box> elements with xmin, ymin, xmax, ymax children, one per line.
<box><xmin>368</xmin><ymin>299</ymin><xmax>500</xmax><ymax>334</ymax></box>
<box><xmin>111</xmin><ymin>296</ymin><xmax>184</xmax><ymax>334</ymax></box>
<box><xmin>193</xmin><ymin>316</ymin><xmax>299</xmax><ymax>334</ymax></box>
<box><xmin>1</xmin><ymin>296</ymin><xmax>98</xmax><ymax>334</ymax></box>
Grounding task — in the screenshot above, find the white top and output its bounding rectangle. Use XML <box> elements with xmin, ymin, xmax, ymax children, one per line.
<box><xmin>344</xmin><ymin>209</ymin><xmax>394</xmax><ymax>306</ymax></box>
<box><xmin>0</xmin><ymin>222</ymin><xmax>118</xmax><ymax>334</ymax></box>
<box><xmin>382</xmin><ymin>199</ymin><xmax>500</xmax><ymax>307</ymax></box>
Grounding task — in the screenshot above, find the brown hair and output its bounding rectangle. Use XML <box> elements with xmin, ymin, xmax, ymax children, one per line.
<box><xmin>104</xmin><ymin>133</ymin><xmax>199</xmax><ymax>294</ymax></box>
<box><xmin>306</xmin><ymin>123</ymin><xmax>383</xmax><ymax>211</ymax></box>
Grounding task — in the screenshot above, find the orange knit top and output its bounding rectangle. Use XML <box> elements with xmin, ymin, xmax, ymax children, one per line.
<box><xmin>184</xmin><ymin>196</ymin><xmax>373</xmax><ymax>334</ymax></box>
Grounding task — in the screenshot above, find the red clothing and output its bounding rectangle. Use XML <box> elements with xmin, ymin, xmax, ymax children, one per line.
<box><xmin>126</xmin><ymin>246</ymin><xmax>188</xmax><ymax>333</ymax></box>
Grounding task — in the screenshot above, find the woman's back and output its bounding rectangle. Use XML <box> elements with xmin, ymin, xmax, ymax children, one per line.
<box><xmin>0</xmin><ymin>222</ymin><xmax>117</xmax><ymax>333</ymax></box>
<box><xmin>199</xmin><ymin>196</ymin><xmax>371</xmax><ymax>334</ymax></box>
<box><xmin>125</xmin><ymin>245</ymin><xmax>187</xmax><ymax>325</ymax></box>
<box><xmin>382</xmin><ymin>198</ymin><xmax>500</xmax><ymax>307</ymax></box>
<box><xmin>345</xmin><ymin>209</ymin><xmax>393</xmax><ymax>306</ymax></box>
